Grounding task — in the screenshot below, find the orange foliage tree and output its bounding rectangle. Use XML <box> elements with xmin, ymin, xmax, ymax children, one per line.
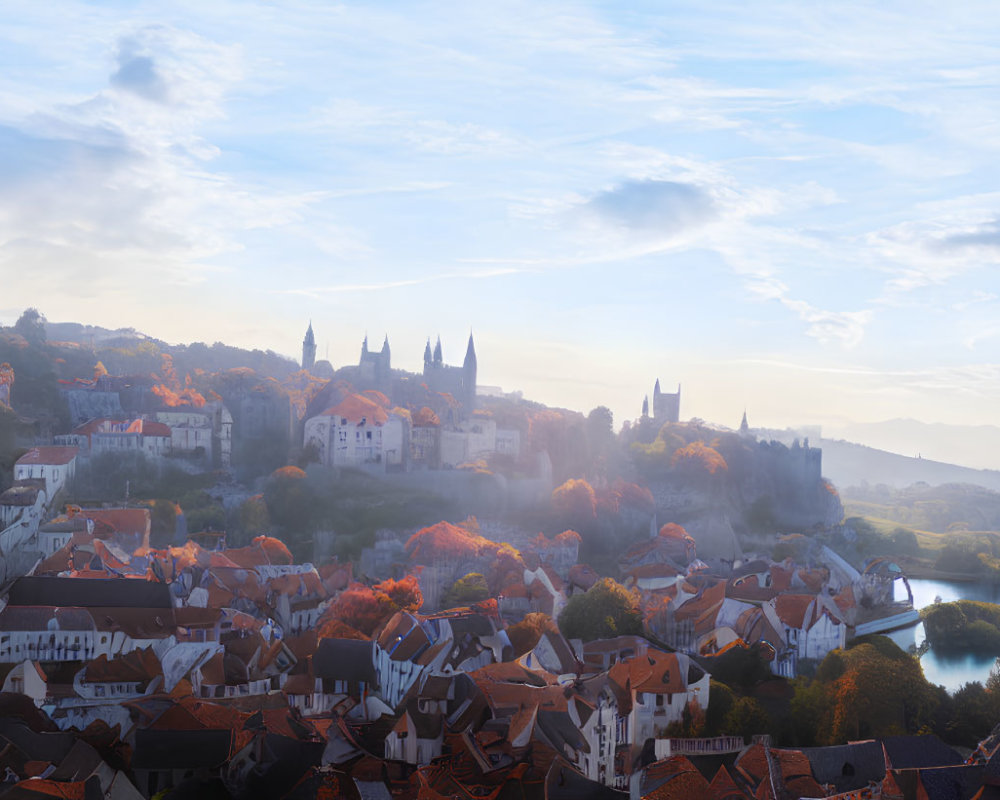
<box><xmin>671</xmin><ymin>440</ymin><xmax>728</xmax><ymax>476</ymax></box>
<box><xmin>323</xmin><ymin>575</ymin><xmax>424</xmax><ymax>636</ymax></box>
<box><xmin>375</xmin><ymin>575</ymin><xmax>423</xmax><ymax>613</ymax></box>
<box><xmin>551</xmin><ymin>478</ymin><xmax>597</xmax><ymax>521</ymax></box>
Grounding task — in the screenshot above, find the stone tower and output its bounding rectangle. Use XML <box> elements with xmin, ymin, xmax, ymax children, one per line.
<box><xmin>302</xmin><ymin>322</ymin><xmax>316</xmax><ymax>371</ymax></box>
<box><xmin>652</xmin><ymin>379</ymin><xmax>681</xmax><ymax>423</ymax></box>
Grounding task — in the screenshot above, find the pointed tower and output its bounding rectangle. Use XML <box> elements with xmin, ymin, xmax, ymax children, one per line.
<box><xmin>424</xmin><ymin>338</ymin><xmax>433</xmax><ymax>368</ymax></box>
<box><xmin>433</xmin><ymin>336</ymin><xmax>443</xmax><ymax>366</ymax></box>
<box><xmin>642</xmin><ymin>395</ymin><xmax>649</xmax><ymax>417</ymax></box>
<box><xmin>740</xmin><ymin>410</ymin><xmax>750</xmax><ymax>436</ymax></box>
<box><xmin>381</xmin><ymin>334</ymin><xmax>390</xmax><ymax>356</ymax></box>
<box><xmin>302</xmin><ymin>322</ymin><xmax>316</xmax><ymax>371</ymax></box>
<box><xmin>463</xmin><ymin>332</ymin><xmax>477</xmax><ymax>412</ymax></box>
<box><xmin>361</xmin><ymin>334</ymin><xmax>369</xmax><ymax>358</ymax></box>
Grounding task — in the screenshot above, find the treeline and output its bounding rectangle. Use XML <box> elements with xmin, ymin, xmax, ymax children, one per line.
<box><xmin>922</xmin><ymin>600</ymin><xmax>1000</xmax><ymax>654</ymax></box>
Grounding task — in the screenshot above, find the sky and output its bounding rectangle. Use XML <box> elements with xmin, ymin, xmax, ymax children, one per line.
<box><xmin>2</xmin><ymin>1</ymin><xmax>1000</xmax><ymax>433</ymax></box>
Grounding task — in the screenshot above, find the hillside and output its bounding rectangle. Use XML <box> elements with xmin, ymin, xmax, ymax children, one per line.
<box><xmin>819</xmin><ymin>437</ymin><xmax>1000</xmax><ymax>491</ymax></box>
<box><xmin>825</xmin><ymin>418</ymin><xmax>1000</xmax><ymax>471</ymax></box>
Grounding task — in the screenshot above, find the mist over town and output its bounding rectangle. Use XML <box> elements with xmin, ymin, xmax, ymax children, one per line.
<box><xmin>3</xmin><ymin>2</ymin><xmax>1000</xmax><ymax>799</ymax></box>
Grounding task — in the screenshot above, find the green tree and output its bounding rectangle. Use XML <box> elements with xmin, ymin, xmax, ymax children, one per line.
<box><xmin>723</xmin><ymin>697</ymin><xmax>771</xmax><ymax>742</ymax></box>
<box><xmin>443</xmin><ymin>572</ymin><xmax>490</xmax><ymax>608</ymax></box>
<box><xmin>13</xmin><ymin>308</ymin><xmax>46</xmax><ymax>347</ymax></box>
<box><xmin>263</xmin><ymin>466</ymin><xmax>317</xmax><ymax>557</ymax></box>
<box><xmin>557</xmin><ymin>578</ymin><xmax>642</xmax><ymax>642</ymax></box>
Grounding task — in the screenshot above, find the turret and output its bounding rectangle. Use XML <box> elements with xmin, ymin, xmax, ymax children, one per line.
<box><xmin>463</xmin><ymin>332</ymin><xmax>477</xmax><ymax>411</ymax></box>
<box><xmin>301</xmin><ymin>322</ymin><xmax>316</xmax><ymax>371</ymax></box>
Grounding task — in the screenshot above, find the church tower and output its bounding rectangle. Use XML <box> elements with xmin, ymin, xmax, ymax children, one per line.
<box><xmin>463</xmin><ymin>332</ymin><xmax>477</xmax><ymax>411</ymax></box>
<box><xmin>302</xmin><ymin>322</ymin><xmax>316</xmax><ymax>371</ymax></box>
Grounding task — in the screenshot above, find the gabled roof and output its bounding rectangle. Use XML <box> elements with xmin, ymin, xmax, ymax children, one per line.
<box><xmin>318</xmin><ymin>394</ymin><xmax>388</xmax><ymax>425</ymax></box>
<box><xmin>609</xmin><ymin>649</ymin><xmax>700</xmax><ymax>695</ymax></box>
<box><xmin>641</xmin><ymin>755</ymin><xmax>712</xmax><ymax>799</ymax></box>
<box><xmin>15</xmin><ymin>447</ymin><xmax>78</xmax><ymax>466</ymax></box>
<box><xmin>707</xmin><ymin>765</ymin><xmax>747</xmax><ymax>799</ymax></box>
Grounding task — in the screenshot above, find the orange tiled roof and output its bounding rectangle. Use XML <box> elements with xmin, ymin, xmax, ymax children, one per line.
<box><xmin>319</xmin><ymin>393</ymin><xmax>389</xmax><ymax>425</ymax></box>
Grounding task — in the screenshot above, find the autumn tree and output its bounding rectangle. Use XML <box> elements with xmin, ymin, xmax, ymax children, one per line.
<box><xmin>375</xmin><ymin>575</ymin><xmax>423</xmax><ymax>613</ymax></box>
<box><xmin>671</xmin><ymin>440</ymin><xmax>728</xmax><ymax>477</ymax></box>
<box><xmin>323</xmin><ymin>583</ymin><xmax>392</xmax><ymax>637</ymax></box>
<box><xmin>322</xmin><ymin>575</ymin><xmax>424</xmax><ymax>636</ymax></box>
<box><xmin>551</xmin><ymin>478</ymin><xmax>597</xmax><ymax>523</ymax></box>
<box><xmin>557</xmin><ymin>578</ymin><xmax>642</xmax><ymax>642</ymax></box>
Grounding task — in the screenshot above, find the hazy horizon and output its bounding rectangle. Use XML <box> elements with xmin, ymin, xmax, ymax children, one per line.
<box><xmin>3</xmin><ymin>2</ymin><xmax>1000</xmax><ymax>436</ymax></box>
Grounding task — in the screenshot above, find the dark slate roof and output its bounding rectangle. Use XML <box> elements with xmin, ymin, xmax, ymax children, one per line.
<box><xmin>898</xmin><ymin>765</ymin><xmax>985</xmax><ymax>800</ymax></box>
<box><xmin>800</xmin><ymin>740</ymin><xmax>885</xmax><ymax>792</ymax></box>
<box><xmin>882</xmin><ymin>734</ymin><xmax>964</xmax><ymax>769</ymax></box>
<box><xmin>8</xmin><ymin>576</ymin><xmax>173</xmax><ymax>609</ymax></box>
<box><xmin>314</xmin><ymin>638</ymin><xmax>376</xmax><ymax>684</ymax></box>
<box><xmin>131</xmin><ymin>729</ymin><xmax>232</xmax><ymax>770</ymax></box>
<box><xmin>0</xmin><ymin>719</ymin><xmax>76</xmax><ymax>766</ymax></box>
<box><xmin>545</xmin><ymin>760</ymin><xmax>628</xmax><ymax>800</ymax></box>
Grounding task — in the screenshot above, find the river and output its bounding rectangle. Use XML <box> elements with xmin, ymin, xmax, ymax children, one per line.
<box><xmin>884</xmin><ymin>578</ymin><xmax>1000</xmax><ymax>692</ymax></box>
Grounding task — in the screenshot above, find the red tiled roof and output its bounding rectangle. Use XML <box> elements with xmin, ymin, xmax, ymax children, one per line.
<box><xmin>319</xmin><ymin>393</ymin><xmax>388</xmax><ymax>425</ymax></box>
<box><xmin>643</xmin><ymin>755</ymin><xmax>712</xmax><ymax>800</ymax></box>
<box><xmin>16</xmin><ymin>446</ymin><xmax>78</xmax><ymax>466</ymax></box>
<box><xmin>79</xmin><ymin>508</ymin><xmax>150</xmax><ymax>536</ymax></box>
<box><xmin>773</xmin><ymin>593</ymin><xmax>815</xmax><ymax>629</ymax></box>
<box><xmin>609</xmin><ymin>649</ymin><xmax>688</xmax><ymax>695</ymax></box>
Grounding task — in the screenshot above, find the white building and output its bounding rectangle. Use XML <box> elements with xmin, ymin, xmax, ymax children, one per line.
<box><xmin>304</xmin><ymin>393</ymin><xmax>407</xmax><ymax>471</ymax></box>
<box><xmin>772</xmin><ymin>593</ymin><xmax>847</xmax><ymax>661</ymax></box>
<box><xmin>14</xmin><ymin>446</ymin><xmax>78</xmax><ymax>499</ymax></box>
<box><xmin>608</xmin><ymin>649</ymin><xmax>710</xmax><ymax>745</ymax></box>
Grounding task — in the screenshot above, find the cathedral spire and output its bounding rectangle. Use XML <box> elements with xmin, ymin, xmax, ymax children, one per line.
<box><xmin>382</xmin><ymin>334</ymin><xmax>390</xmax><ymax>355</ymax></box>
<box><xmin>424</xmin><ymin>338</ymin><xmax>432</xmax><ymax>366</ymax></box>
<box><xmin>302</xmin><ymin>321</ymin><xmax>316</xmax><ymax>370</ymax></box>
<box><xmin>433</xmin><ymin>335</ymin><xmax>443</xmax><ymax>365</ymax></box>
<box><xmin>642</xmin><ymin>395</ymin><xmax>649</xmax><ymax>417</ymax></box>
<box><xmin>464</xmin><ymin>331</ymin><xmax>476</xmax><ymax>368</ymax></box>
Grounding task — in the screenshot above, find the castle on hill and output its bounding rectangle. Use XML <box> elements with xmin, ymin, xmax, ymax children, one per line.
<box><xmin>300</xmin><ymin>323</ymin><xmax>477</xmax><ymax>417</ymax></box>
<box><xmin>641</xmin><ymin>379</ymin><xmax>681</xmax><ymax>423</ymax></box>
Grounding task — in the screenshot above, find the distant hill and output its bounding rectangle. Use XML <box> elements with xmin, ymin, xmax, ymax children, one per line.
<box><xmin>824</xmin><ymin>418</ymin><xmax>1000</xmax><ymax>472</ymax></box>
<box><xmin>44</xmin><ymin>321</ymin><xmax>147</xmax><ymax>347</ymax></box>
<box><xmin>820</xmin><ymin>437</ymin><xmax>1000</xmax><ymax>492</ymax></box>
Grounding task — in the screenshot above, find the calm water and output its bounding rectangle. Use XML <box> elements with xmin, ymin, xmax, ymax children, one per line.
<box><xmin>885</xmin><ymin>578</ymin><xmax>1000</xmax><ymax>692</ymax></box>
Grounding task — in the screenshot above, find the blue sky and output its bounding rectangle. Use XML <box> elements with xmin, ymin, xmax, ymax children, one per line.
<box><xmin>2</xmin><ymin>1</ymin><xmax>1000</xmax><ymax>432</ymax></box>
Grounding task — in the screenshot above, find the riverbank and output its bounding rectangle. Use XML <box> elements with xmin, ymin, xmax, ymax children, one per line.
<box><xmin>894</xmin><ymin>555</ymin><xmax>995</xmax><ymax>583</ymax></box>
